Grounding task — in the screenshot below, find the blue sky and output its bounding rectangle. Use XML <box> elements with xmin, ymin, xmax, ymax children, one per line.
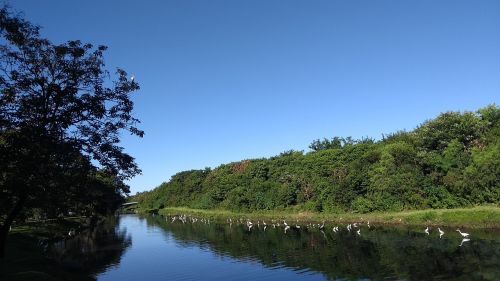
<box><xmin>10</xmin><ymin>0</ymin><xmax>499</xmax><ymax>193</ymax></box>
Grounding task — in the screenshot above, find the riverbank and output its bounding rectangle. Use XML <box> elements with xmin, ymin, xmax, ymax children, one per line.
<box><xmin>139</xmin><ymin>205</ymin><xmax>500</xmax><ymax>229</ymax></box>
<box><xmin>0</xmin><ymin>218</ymin><xmax>93</xmax><ymax>281</ymax></box>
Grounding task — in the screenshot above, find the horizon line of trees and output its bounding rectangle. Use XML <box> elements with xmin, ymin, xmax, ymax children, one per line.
<box><xmin>134</xmin><ymin>105</ymin><xmax>499</xmax><ymax>213</ymax></box>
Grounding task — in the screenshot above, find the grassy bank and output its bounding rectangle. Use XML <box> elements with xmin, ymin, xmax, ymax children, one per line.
<box><xmin>0</xmin><ymin>218</ymin><xmax>92</xmax><ymax>281</ymax></box>
<box><xmin>139</xmin><ymin>205</ymin><xmax>500</xmax><ymax>229</ymax></box>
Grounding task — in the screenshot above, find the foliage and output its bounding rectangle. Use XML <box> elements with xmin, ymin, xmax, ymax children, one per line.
<box><xmin>134</xmin><ymin>106</ymin><xmax>499</xmax><ymax>214</ymax></box>
<box><xmin>0</xmin><ymin>6</ymin><xmax>142</xmax><ymax>256</ymax></box>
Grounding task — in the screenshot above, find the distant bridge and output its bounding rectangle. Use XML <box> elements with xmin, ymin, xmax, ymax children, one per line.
<box><xmin>121</xmin><ymin>202</ymin><xmax>139</xmax><ymax>207</ymax></box>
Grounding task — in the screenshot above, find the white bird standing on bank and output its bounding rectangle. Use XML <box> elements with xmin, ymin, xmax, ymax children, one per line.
<box><xmin>356</xmin><ymin>229</ymin><xmax>361</xmax><ymax>236</ymax></box>
<box><xmin>284</xmin><ymin>225</ymin><xmax>290</xmax><ymax>233</ymax></box>
<box><xmin>456</xmin><ymin>229</ymin><xmax>469</xmax><ymax>238</ymax></box>
<box><xmin>425</xmin><ymin>227</ymin><xmax>430</xmax><ymax>235</ymax></box>
<box><xmin>438</xmin><ymin>228</ymin><xmax>444</xmax><ymax>238</ymax></box>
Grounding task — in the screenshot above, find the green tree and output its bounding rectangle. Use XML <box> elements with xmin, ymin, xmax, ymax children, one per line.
<box><xmin>368</xmin><ymin>142</ymin><xmax>424</xmax><ymax>210</ymax></box>
<box><xmin>414</xmin><ymin>111</ymin><xmax>486</xmax><ymax>151</ymax></box>
<box><xmin>131</xmin><ymin>105</ymin><xmax>499</xmax><ymax>217</ymax></box>
<box><xmin>309</xmin><ymin>137</ymin><xmax>343</xmax><ymax>151</ymax></box>
<box><xmin>0</xmin><ymin>7</ymin><xmax>142</xmax><ymax>257</ymax></box>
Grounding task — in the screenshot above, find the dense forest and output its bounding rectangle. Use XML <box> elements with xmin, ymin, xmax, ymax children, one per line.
<box><xmin>133</xmin><ymin>105</ymin><xmax>499</xmax><ymax>213</ymax></box>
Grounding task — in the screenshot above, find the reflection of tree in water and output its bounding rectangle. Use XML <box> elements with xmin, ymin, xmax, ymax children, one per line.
<box><xmin>47</xmin><ymin>216</ymin><xmax>131</xmax><ymax>277</ymax></box>
<box><xmin>146</xmin><ymin>216</ymin><xmax>500</xmax><ymax>281</ymax></box>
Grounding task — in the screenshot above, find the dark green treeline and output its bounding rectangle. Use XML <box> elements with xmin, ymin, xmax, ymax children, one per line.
<box><xmin>134</xmin><ymin>105</ymin><xmax>499</xmax><ymax>213</ymax></box>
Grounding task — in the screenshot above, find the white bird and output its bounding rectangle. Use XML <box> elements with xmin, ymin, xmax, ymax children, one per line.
<box><xmin>319</xmin><ymin>221</ymin><xmax>325</xmax><ymax>230</ymax></box>
<box><xmin>367</xmin><ymin>221</ymin><xmax>370</xmax><ymax>228</ymax></box>
<box><xmin>130</xmin><ymin>75</ymin><xmax>135</xmax><ymax>81</ymax></box>
<box><xmin>456</xmin><ymin>229</ymin><xmax>469</xmax><ymax>238</ymax></box>
<box><xmin>356</xmin><ymin>229</ymin><xmax>361</xmax><ymax>236</ymax></box>
<box><xmin>459</xmin><ymin>238</ymin><xmax>470</xmax><ymax>247</ymax></box>
<box><xmin>438</xmin><ymin>228</ymin><xmax>444</xmax><ymax>238</ymax></box>
<box><xmin>68</xmin><ymin>229</ymin><xmax>76</xmax><ymax>236</ymax></box>
<box><xmin>425</xmin><ymin>227</ymin><xmax>430</xmax><ymax>235</ymax></box>
<box><xmin>284</xmin><ymin>225</ymin><xmax>290</xmax><ymax>233</ymax></box>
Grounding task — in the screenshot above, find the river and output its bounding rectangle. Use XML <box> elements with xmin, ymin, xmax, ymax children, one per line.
<box><xmin>46</xmin><ymin>214</ymin><xmax>500</xmax><ymax>280</ymax></box>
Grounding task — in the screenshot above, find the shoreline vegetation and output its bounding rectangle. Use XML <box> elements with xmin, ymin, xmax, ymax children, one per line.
<box><xmin>132</xmin><ymin>106</ymin><xmax>500</xmax><ymax>226</ymax></box>
<box><xmin>137</xmin><ymin>205</ymin><xmax>500</xmax><ymax>229</ymax></box>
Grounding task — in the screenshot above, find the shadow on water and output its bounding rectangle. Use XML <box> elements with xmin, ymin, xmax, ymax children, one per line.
<box><xmin>45</xmin><ymin>216</ymin><xmax>132</xmax><ymax>279</ymax></box>
<box><xmin>143</xmin><ymin>215</ymin><xmax>500</xmax><ymax>281</ymax></box>
<box><xmin>0</xmin><ymin>216</ymin><xmax>131</xmax><ymax>281</ymax></box>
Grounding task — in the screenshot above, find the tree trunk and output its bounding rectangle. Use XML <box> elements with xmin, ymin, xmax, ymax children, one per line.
<box><xmin>0</xmin><ymin>195</ymin><xmax>27</xmax><ymax>258</ymax></box>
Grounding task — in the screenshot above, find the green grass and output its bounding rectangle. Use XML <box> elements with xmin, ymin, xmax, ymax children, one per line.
<box><xmin>143</xmin><ymin>205</ymin><xmax>500</xmax><ymax>229</ymax></box>
<box><xmin>10</xmin><ymin>217</ymin><xmax>86</xmax><ymax>240</ymax></box>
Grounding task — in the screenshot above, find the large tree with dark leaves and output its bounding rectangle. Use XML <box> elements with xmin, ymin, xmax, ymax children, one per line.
<box><xmin>0</xmin><ymin>7</ymin><xmax>143</xmax><ymax>257</ymax></box>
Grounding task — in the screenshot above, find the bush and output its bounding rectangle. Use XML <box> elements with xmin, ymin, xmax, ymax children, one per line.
<box><xmin>351</xmin><ymin>197</ymin><xmax>374</xmax><ymax>213</ymax></box>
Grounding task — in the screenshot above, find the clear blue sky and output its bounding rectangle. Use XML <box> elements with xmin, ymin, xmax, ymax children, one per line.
<box><xmin>10</xmin><ymin>0</ymin><xmax>500</xmax><ymax>194</ymax></box>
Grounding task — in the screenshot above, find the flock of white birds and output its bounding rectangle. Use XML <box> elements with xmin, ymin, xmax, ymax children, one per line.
<box><xmin>165</xmin><ymin>214</ymin><xmax>472</xmax><ymax>247</ymax></box>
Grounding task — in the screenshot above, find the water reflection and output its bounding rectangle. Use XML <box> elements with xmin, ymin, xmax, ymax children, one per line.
<box><xmin>47</xmin><ymin>216</ymin><xmax>131</xmax><ymax>278</ymax></box>
<box><xmin>142</xmin><ymin>215</ymin><xmax>500</xmax><ymax>281</ymax></box>
<box><xmin>48</xmin><ymin>215</ymin><xmax>500</xmax><ymax>281</ymax></box>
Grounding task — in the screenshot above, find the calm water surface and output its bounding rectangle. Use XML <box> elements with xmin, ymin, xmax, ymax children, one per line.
<box><xmin>48</xmin><ymin>214</ymin><xmax>500</xmax><ymax>281</ymax></box>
